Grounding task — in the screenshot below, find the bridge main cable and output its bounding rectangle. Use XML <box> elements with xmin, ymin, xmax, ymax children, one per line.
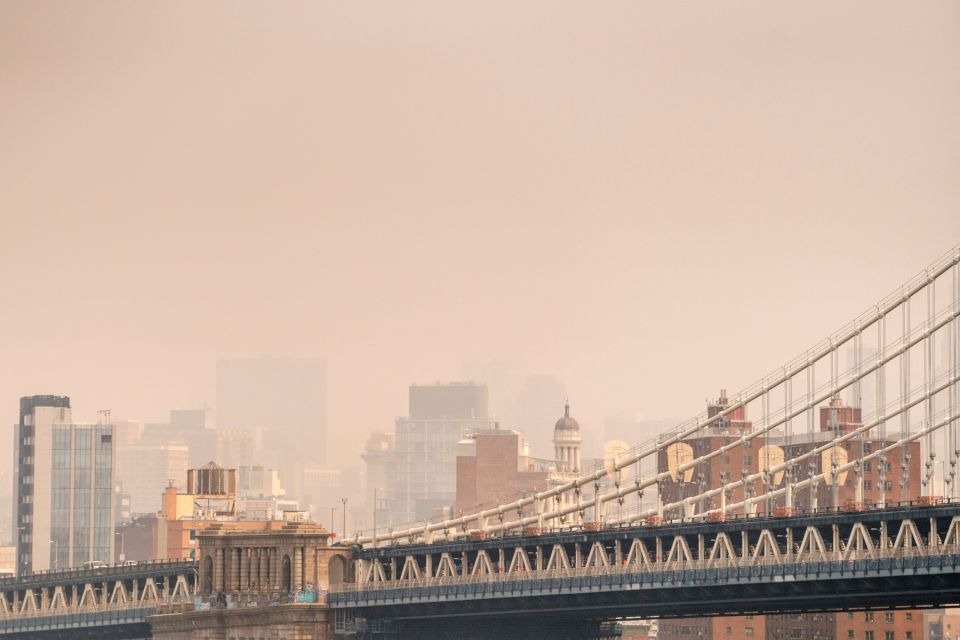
<box><xmin>355</xmin><ymin>246</ymin><xmax>960</xmax><ymax>546</ymax></box>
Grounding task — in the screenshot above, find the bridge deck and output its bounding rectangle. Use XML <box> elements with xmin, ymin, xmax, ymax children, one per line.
<box><xmin>332</xmin><ymin>504</ymin><xmax>960</xmax><ymax>621</ymax></box>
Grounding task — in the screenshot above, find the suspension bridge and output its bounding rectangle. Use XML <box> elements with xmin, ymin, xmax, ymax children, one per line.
<box><xmin>349</xmin><ymin>244</ymin><xmax>960</xmax><ymax>547</ymax></box>
<box><xmin>2</xmin><ymin>243</ymin><xmax>959</xmax><ymax>639</ymax></box>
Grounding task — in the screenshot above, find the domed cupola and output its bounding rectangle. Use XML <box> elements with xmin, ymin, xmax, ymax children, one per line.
<box><xmin>553</xmin><ymin>402</ymin><xmax>582</xmax><ymax>472</ymax></box>
<box><xmin>554</xmin><ymin>403</ymin><xmax>580</xmax><ymax>432</ymax></box>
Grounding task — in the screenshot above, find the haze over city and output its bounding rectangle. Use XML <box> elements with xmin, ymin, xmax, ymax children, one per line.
<box><xmin>2</xmin><ymin>2</ymin><xmax>960</xmax><ymax>639</ymax></box>
<box><xmin>4</xmin><ymin>2</ymin><xmax>958</xmax><ymax>466</ymax></box>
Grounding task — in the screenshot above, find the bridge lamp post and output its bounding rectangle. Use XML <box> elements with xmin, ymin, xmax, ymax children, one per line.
<box><xmin>373</xmin><ymin>488</ymin><xmax>379</xmax><ymax>546</ymax></box>
<box><xmin>49</xmin><ymin>539</ymin><xmax>59</xmax><ymax>570</ymax></box>
<box><xmin>341</xmin><ymin>497</ymin><xmax>348</xmax><ymax>539</ymax></box>
<box><xmin>115</xmin><ymin>531</ymin><xmax>125</xmax><ymax>563</ymax></box>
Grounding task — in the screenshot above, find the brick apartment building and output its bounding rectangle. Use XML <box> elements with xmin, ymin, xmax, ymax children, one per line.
<box><xmin>456</xmin><ymin>429</ymin><xmax>550</xmax><ymax>513</ymax></box>
<box><xmin>658</xmin><ymin>391</ymin><xmax>923</xmax><ymax>640</ymax></box>
<box><xmin>455</xmin><ymin>403</ymin><xmax>585</xmax><ymax>517</ymax></box>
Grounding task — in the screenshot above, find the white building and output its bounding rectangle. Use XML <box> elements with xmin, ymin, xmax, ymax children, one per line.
<box><xmin>239</xmin><ymin>465</ymin><xmax>284</xmax><ymax>498</ymax></box>
<box><xmin>13</xmin><ymin>396</ymin><xmax>116</xmax><ymax>574</ymax></box>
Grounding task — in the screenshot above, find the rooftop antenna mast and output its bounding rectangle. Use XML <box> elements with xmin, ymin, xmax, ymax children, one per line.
<box><xmin>97</xmin><ymin>409</ymin><xmax>111</xmax><ymax>425</ymax></box>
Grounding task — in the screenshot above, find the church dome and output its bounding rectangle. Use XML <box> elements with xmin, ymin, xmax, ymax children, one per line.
<box><xmin>554</xmin><ymin>403</ymin><xmax>580</xmax><ymax>431</ymax></box>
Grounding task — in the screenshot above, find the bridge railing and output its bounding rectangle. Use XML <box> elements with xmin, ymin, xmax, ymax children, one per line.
<box><xmin>0</xmin><ymin>558</ymin><xmax>198</xmax><ymax>588</ymax></box>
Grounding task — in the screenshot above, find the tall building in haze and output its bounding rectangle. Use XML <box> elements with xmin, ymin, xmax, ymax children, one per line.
<box><xmin>117</xmin><ymin>440</ymin><xmax>189</xmax><ymax>516</ymax></box>
<box><xmin>216</xmin><ymin>357</ymin><xmax>327</xmax><ymax>495</ymax></box>
<box><xmin>388</xmin><ymin>382</ymin><xmax>495</xmax><ymax>525</ymax></box>
<box><xmin>13</xmin><ymin>396</ymin><xmax>115</xmax><ymax>575</ymax></box>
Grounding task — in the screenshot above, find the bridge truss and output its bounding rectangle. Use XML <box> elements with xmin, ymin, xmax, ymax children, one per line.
<box><xmin>0</xmin><ymin>560</ymin><xmax>196</xmax><ymax>638</ymax></box>
<box><xmin>332</xmin><ymin>503</ymin><xmax>960</xmax><ymax>620</ymax></box>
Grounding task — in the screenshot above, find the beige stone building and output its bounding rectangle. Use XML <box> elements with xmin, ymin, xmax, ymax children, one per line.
<box><xmin>150</xmin><ymin>521</ymin><xmax>351</xmax><ymax>640</ymax></box>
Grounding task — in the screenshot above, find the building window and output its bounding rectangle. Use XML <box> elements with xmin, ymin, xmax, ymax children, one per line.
<box><xmin>865</xmin><ymin>631</ymin><xmax>874</xmax><ymax>640</ymax></box>
<box><xmin>906</xmin><ymin>633</ymin><xmax>913</xmax><ymax>640</ymax></box>
<box><xmin>865</xmin><ymin>480</ymin><xmax>873</xmax><ymax>491</ymax></box>
<box><xmin>790</xmin><ymin>629</ymin><xmax>803</xmax><ymax>639</ymax></box>
<box><xmin>848</xmin><ymin>632</ymin><xmax>854</xmax><ymax>639</ymax></box>
<box><xmin>885</xmin><ymin>632</ymin><xmax>894</xmax><ymax>640</ymax></box>
<box><xmin>885</xmin><ymin>613</ymin><xmax>894</xmax><ymax>624</ymax></box>
<box><xmin>865</xmin><ymin>612</ymin><xmax>874</xmax><ymax>623</ymax></box>
<box><xmin>864</xmin><ymin>462</ymin><xmax>872</xmax><ymax>472</ymax></box>
<box><xmin>885</xmin><ymin>481</ymin><xmax>893</xmax><ymax>491</ymax></box>
<box><xmin>726</xmin><ymin>627</ymin><xmax>732</xmax><ymax>635</ymax></box>
<box><xmin>905</xmin><ymin>613</ymin><xmax>912</xmax><ymax>621</ymax></box>
<box><xmin>745</xmin><ymin>628</ymin><xmax>754</xmax><ymax>637</ymax></box>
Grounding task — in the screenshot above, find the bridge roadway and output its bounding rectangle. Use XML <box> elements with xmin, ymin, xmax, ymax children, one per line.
<box><xmin>0</xmin><ymin>559</ymin><xmax>197</xmax><ymax>639</ymax></box>
<box><xmin>330</xmin><ymin>502</ymin><xmax>960</xmax><ymax>633</ymax></box>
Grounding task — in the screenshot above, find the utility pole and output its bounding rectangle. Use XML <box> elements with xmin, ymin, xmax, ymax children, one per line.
<box><xmin>341</xmin><ymin>497</ymin><xmax>348</xmax><ymax>539</ymax></box>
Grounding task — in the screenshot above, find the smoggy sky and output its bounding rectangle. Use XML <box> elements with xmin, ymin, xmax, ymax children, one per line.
<box><xmin>1</xmin><ymin>1</ymin><xmax>958</xmax><ymax>463</ymax></box>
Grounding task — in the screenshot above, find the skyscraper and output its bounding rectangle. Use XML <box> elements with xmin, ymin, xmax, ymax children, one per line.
<box><xmin>388</xmin><ymin>382</ymin><xmax>495</xmax><ymax>525</ymax></box>
<box><xmin>13</xmin><ymin>396</ymin><xmax>115</xmax><ymax>575</ymax></box>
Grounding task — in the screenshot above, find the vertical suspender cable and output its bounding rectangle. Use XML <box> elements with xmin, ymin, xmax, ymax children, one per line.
<box><xmin>901</xmin><ymin>294</ymin><xmax>911</xmax><ymax>502</ymax></box>
<box><xmin>877</xmin><ymin>309</ymin><xmax>887</xmax><ymax>508</ymax></box>
<box><xmin>952</xmin><ymin>260</ymin><xmax>960</xmax><ymax>498</ymax></box>
<box><xmin>925</xmin><ymin>276</ymin><xmax>936</xmax><ymax>493</ymax></box>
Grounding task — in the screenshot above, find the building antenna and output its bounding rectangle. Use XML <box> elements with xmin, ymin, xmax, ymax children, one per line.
<box><xmin>97</xmin><ymin>409</ymin><xmax>111</xmax><ymax>425</ymax></box>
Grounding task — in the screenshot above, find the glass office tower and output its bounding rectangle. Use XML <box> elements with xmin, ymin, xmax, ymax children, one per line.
<box><xmin>14</xmin><ymin>396</ymin><xmax>115</xmax><ymax>575</ymax></box>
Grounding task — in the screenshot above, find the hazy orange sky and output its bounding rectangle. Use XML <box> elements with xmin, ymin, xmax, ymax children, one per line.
<box><xmin>1</xmin><ymin>2</ymin><xmax>958</xmax><ymax>463</ymax></box>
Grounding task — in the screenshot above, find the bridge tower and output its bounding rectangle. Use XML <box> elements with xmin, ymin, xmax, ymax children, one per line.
<box><xmin>150</xmin><ymin>520</ymin><xmax>352</xmax><ymax>640</ymax></box>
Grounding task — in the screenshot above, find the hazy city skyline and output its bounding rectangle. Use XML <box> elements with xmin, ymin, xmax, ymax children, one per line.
<box><xmin>2</xmin><ymin>2</ymin><xmax>958</xmax><ymax>468</ymax></box>
<box><xmin>0</xmin><ymin>6</ymin><xmax>958</xmax><ymax>639</ymax></box>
